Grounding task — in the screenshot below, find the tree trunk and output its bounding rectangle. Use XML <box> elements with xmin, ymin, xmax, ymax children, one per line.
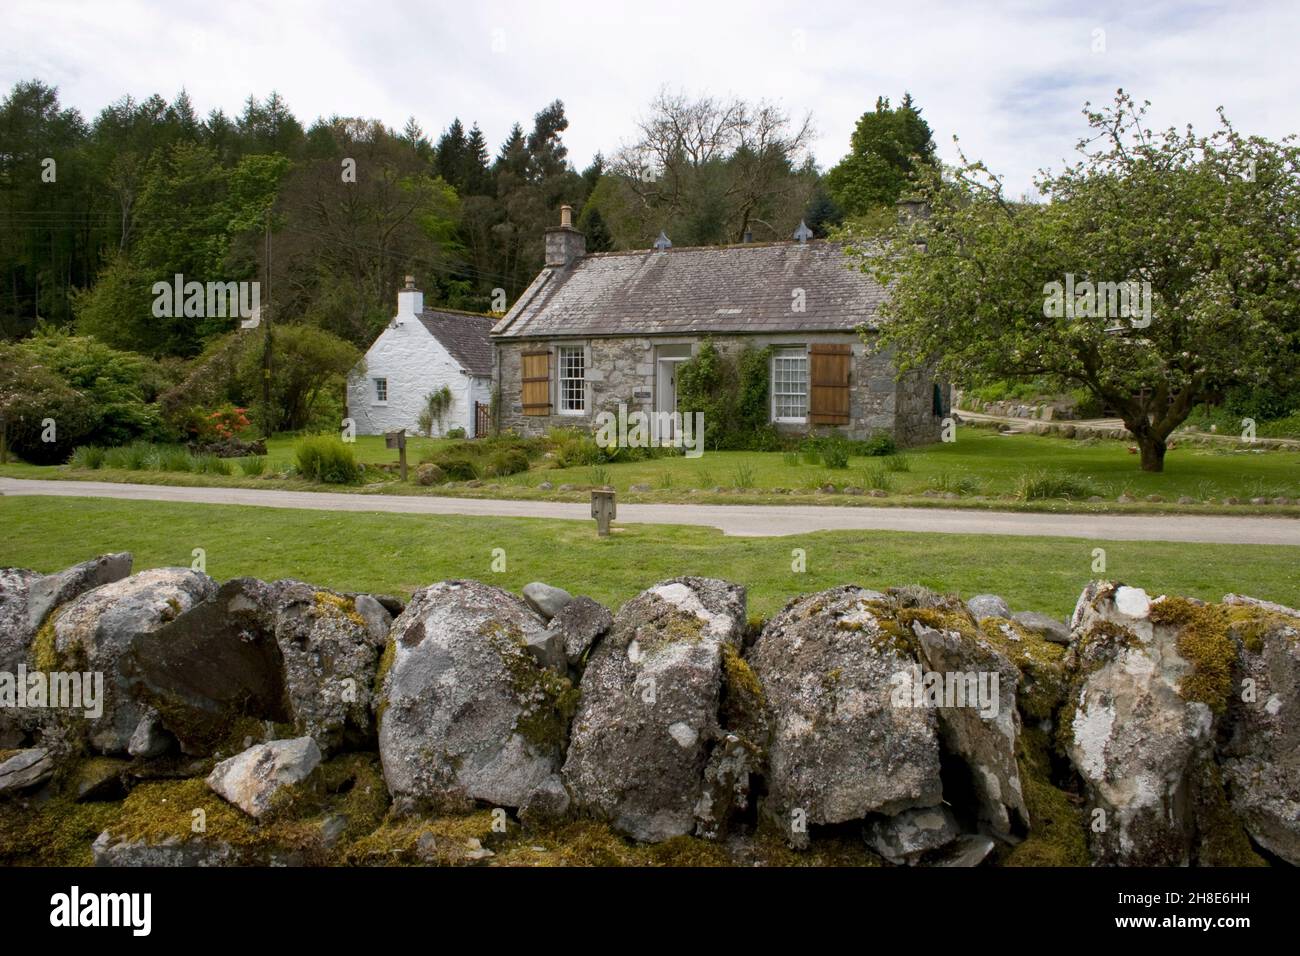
<box><xmin>1136</xmin><ymin>432</ymin><xmax>1166</xmax><ymax>472</ymax></box>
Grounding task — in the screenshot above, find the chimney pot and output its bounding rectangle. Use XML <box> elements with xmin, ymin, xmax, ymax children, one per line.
<box><xmin>404</xmin><ymin>275</ymin><xmax>416</xmax><ymax>290</ymax></box>
<box><xmin>545</xmin><ymin>205</ymin><xmax>585</xmax><ymax>267</ymax></box>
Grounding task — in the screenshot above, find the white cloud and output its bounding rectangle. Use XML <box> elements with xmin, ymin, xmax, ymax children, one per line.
<box><xmin>3</xmin><ymin>0</ymin><xmax>1296</xmax><ymax>195</ymax></box>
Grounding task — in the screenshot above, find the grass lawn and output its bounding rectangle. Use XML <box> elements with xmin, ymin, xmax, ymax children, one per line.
<box><xmin>3</xmin><ymin>427</ymin><xmax>1298</xmax><ymax>515</ymax></box>
<box><xmin>536</xmin><ymin>427</ymin><xmax>1300</xmax><ymax>501</ymax></box>
<box><xmin>3</xmin><ymin>496</ymin><xmax>1297</xmax><ymax>620</ymax></box>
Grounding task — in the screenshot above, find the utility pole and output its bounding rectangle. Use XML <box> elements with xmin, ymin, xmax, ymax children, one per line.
<box><xmin>262</xmin><ymin>206</ymin><xmax>273</xmax><ymax>439</ymax></box>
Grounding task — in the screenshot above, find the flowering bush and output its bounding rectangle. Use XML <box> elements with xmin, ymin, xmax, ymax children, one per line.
<box><xmin>192</xmin><ymin>404</ymin><xmax>252</xmax><ymax>443</ymax></box>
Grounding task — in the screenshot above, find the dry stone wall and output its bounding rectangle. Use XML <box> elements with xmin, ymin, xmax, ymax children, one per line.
<box><xmin>1</xmin><ymin>556</ymin><xmax>1295</xmax><ymax>868</ymax></box>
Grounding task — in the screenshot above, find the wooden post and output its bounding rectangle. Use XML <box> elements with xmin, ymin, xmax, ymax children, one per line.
<box><xmin>385</xmin><ymin>430</ymin><xmax>408</xmax><ymax>481</ymax></box>
<box><xmin>591</xmin><ymin>488</ymin><xmax>616</xmax><ymax>537</ymax></box>
<box><xmin>0</xmin><ymin>414</ymin><xmax>7</xmax><ymax>465</ymax></box>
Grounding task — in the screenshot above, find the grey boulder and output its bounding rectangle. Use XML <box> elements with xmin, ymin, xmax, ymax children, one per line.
<box><xmin>1065</xmin><ymin>583</ymin><xmax>1214</xmax><ymax>865</ymax></box>
<box><xmin>966</xmin><ymin>594</ymin><xmax>1011</xmax><ymax>622</ymax></box>
<box><xmin>563</xmin><ymin>577</ymin><xmax>747</xmax><ymax>842</ymax></box>
<box><xmin>522</xmin><ymin>582</ymin><xmax>573</xmax><ymax>621</ymax></box>
<box><xmin>0</xmin><ymin>747</ymin><xmax>54</xmax><ymax>794</ymax></box>
<box><xmin>911</xmin><ymin>612</ymin><xmax>1029</xmax><ymax>840</ymax></box>
<box><xmin>547</xmin><ymin>596</ymin><xmax>613</xmax><ymax>666</ymax></box>
<box><xmin>377</xmin><ymin>580</ymin><xmax>574</xmax><ymax>811</ymax></box>
<box><xmin>1012</xmin><ymin>610</ymin><xmax>1072</xmax><ymax>644</ymax></box>
<box><xmin>864</xmin><ymin>804</ymin><xmax>961</xmax><ymax>865</ymax></box>
<box><xmin>206</xmin><ymin>737</ymin><xmax>322</xmax><ymax>818</ymax></box>
<box><xmin>747</xmin><ymin>586</ymin><xmax>942</xmax><ymax>846</ymax></box>
<box><xmin>1218</xmin><ymin>604</ymin><xmax>1300</xmax><ymax>864</ymax></box>
<box><xmin>49</xmin><ymin>568</ymin><xmax>217</xmax><ymax>754</ymax></box>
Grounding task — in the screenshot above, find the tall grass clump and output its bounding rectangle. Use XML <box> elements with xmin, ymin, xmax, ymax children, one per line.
<box><xmin>1014</xmin><ymin>470</ymin><xmax>1099</xmax><ymax>500</ymax></box>
<box><xmin>69</xmin><ymin>446</ymin><xmax>105</xmax><ymax>470</ymax></box>
<box><xmin>294</xmin><ymin>435</ymin><xmax>361</xmax><ymax>484</ymax></box>
<box><xmin>238</xmin><ymin>455</ymin><xmax>268</xmax><ymax>476</ymax></box>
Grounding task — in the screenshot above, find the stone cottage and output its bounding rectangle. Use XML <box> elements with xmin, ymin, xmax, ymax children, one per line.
<box><xmin>491</xmin><ymin>207</ymin><xmax>948</xmax><ymax>446</ymax></box>
<box><xmin>347</xmin><ymin>278</ymin><xmax>495</xmax><ymax>437</ymax></box>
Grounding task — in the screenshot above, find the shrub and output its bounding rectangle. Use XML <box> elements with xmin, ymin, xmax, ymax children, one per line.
<box><xmin>0</xmin><ymin>346</ymin><xmax>98</xmax><ymax>464</ymax></box>
<box><xmin>554</xmin><ymin>434</ymin><xmax>603</xmax><ymax>468</ymax></box>
<box><xmin>104</xmin><ymin>441</ymin><xmax>154</xmax><ymax>470</ymax></box>
<box><xmin>446</xmin><ymin>427</ymin><xmax>467</xmax><ymax>439</ymax></box>
<box><xmin>155</xmin><ymin>445</ymin><xmax>195</xmax><ymax>472</ymax></box>
<box><xmin>928</xmin><ymin>471</ymin><xmax>983</xmax><ymax>496</ymax></box>
<box><xmin>819</xmin><ymin>437</ymin><xmax>852</xmax><ymax>469</ymax></box>
<box><xmin>429</xmin><ymin>454</ymin><xmax>479</xmax><ymax>482</ymax></box>
<box><xmin>294</xmin><ymin>435</ymin><xmax>361</xmax><ymax>484</ymax></box>
<box><xmin>863</xmin><ymin>465</ymin><xmax>893</xmax><ymax>491</ymax></box>
<box><xmin>883</xmin><ymin>453</ymin><xmax>912</xmax><ymax>472</ymax></box>
<box><xmin>16</xmin><ymin>326</ymin><xmax>160</xmax><ymax>447</ymax></box>
<box><xmin>238</xmin><ymin>455</ymin><xmax>268</xmax><ymax>476</ymax></box>
<box><xmin>676</xmin><ymin>339</ymin><xmax>776</xmax><ymax>450</ymax></box>
<box><xmin>69</xmin><ymin>446</ymin><xmax>106</xmax><ymax>469</ymax></box>
<box><xmin>195</xmin><ymin>404</ymin><xmax>253</xmax><ymax>443</ymax></box>
<box><xmin>192</xmin><ymin>453</ymin><xmax>232</xmax><ymax>475</ymax></box>
<box><xmin>1015</xmin><ymin>470</ymin><xmax>1099</xmax><ymax>501</ymax></box>
<box><xmin>860</xmin><ymin>432</ymin><xmax>897</xmax><ymax>457</ymax></box>
<box><xmin>732</xmin><ymin>463</ymin><xmax>756</xmax><ymax>489</ymax></box>
<box><xmin>486</xmin><ymin>448</ymin><xmax>529</xmax><ymax>478</ymax></box>
<box><xmin>588</xmin><ymin>465</ymin><xmax>610</xmax><ymax>487</ymax></box>
<box><xmin>782</xmin><ymin>451</ymin><xmax>800</xmax><ymax>467</ymax></box>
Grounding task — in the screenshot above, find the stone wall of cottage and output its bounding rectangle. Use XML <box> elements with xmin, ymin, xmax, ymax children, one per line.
<box><xmin>494</xmin><ymin>333</ymin><xmax>945</xmax><ymax>447</ymax></box>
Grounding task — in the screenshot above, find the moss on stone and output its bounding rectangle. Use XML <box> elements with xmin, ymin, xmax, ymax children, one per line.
<box><xmin>313</xmin><ymin>590</ymin><xmax>367</xmax><ymax>629</ymax></box>
<box><xmin>372</xmin><ymin>638</ymin><xmax>396</xmax><ymax>726</ymax></box>
<box><xmin>1145</xmin><ymin>597</ymin><xmax>1290</xmax><ymax>715</ymax></box>
<box><xmin>0</xmin><ymin>794</ymin><xmax>120</xmax><ymax>866</ymax></box>
<box><xmin>1193</xmin><ymin>760</ymin><xmax>1268</xmax><ymax>867</ymax></box>
<box><xmin>722</xmin><ymin>643</ymin><xmax>763</xmax><ymax>704</ymax></box>
<box><xmin>1148</xmin><ymin>597</ymin><xmax>1237</xmax><ymax>713</ymax></box>
<box><xmin>979</xmin><ymin>618</ymin><xmax>1068</xmax><ymax>722</ymax></box>
<box><xmin>344</xmin><ymin>809</ymin><xmax>500</xmax><ymax>866</ymax></box>
<box><xmin>103</xmin><ymin>753</ymin><xmax>389</xmax><ymax>865</ymax></box>
<box><xmin>483</xmin><ymin>626</ymin><xmax>578</xmax><ymax>754</ymax></box>
<box><xmin>30</xmin><ymin>616</ymin><xmax>59</xmax><ymax>672</ymax></box>
<box><xmin>1056</xmin><ymin>618</ymin><xmax>1141</xmax><ymax>754</ymax></box>
<box><xmin>1003</xmin><ymin>726</ymin><xmax>1089</xmax><ymax>867</ymax></box>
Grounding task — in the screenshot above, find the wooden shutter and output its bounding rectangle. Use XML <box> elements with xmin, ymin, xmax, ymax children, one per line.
<box><xmin>521</xmin><ymin>350</ymin><xmax>552</xmax><ymax>416</ymax></box>
<box><xmin>808</xmin><ymin>344</ymin><xmax>852</xmax><ymax>425</ymax></box>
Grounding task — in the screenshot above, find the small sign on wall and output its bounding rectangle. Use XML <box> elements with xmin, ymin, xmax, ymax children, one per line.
<box><xmin>632</xmin><ymin>387</ymin><xmax>652</xmax><ymax>402</ymax></box>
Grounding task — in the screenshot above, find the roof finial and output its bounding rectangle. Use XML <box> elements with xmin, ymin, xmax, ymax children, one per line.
<box><xmin>653</xmin><ymin>231</ymin><xmax>672</xmax><ymax>251</ymax></box>
<box><xmin>793</xmin><ymin>220</ymin><xmax>813</xmax><ymax>244</ymax></box>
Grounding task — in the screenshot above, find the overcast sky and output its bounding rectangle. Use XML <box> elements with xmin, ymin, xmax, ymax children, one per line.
<box><xmin>5</xmin><ymin>0</ymin><xmax>1297</xmax><ymax>196</ymax></box>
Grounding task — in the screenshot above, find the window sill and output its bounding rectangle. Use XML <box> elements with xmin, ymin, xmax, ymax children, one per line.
<box><xmin>558</xmin><ymin>408</ymin><xmax>587</xmax><ymax>417</ymax></box>
<box><xmin>773</xmin><ymin>417</ymin><xmax>807</xmax><ymax>425</ymax></box>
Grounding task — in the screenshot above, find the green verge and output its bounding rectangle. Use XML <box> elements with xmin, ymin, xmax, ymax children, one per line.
<box><xmin>2</xmin><ymin>496</ymin><xmax>1298</xmax><ymax>620</ymax></box>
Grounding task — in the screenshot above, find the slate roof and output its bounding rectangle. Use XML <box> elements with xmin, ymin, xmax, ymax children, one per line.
<box><xmin>416</xmin><ymin>309</ymin><xmax>496</xmax><ymax>376</ymax></box>
<box><xmin>492</xmin><ymin>240</ymin><xmax>887</xmax><ymax>340</ymax></box>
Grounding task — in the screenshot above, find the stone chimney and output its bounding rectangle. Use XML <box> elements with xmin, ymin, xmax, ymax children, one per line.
<box><xmin>545</xmin><ymin>204</ymin><xmax>586</xmax><ymax>267</ymax></box>
<box><xmin>396</xmin><ymin>274</ymin><xmax>423</xmax><ymax>322</ymax></box>
<box><xmin>895</xmin><ymin>197</ymin><xmax>931</xmax><ymax>224</ymax></box>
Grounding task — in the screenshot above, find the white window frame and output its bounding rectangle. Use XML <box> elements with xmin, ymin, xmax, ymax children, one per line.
<box><xmin>771</xmin><ymin>348</ymin><xmax>808</xmax><ymax>423</ymax></box>
<box><xmin>557</xmin><ymin>345</ymin><xmax>586</xmax><ymax>415</ymax></box>
<box><xmin>373</xmin><ymin>377</ymin><xmax>388</xmax><ymax>405</ymax></box>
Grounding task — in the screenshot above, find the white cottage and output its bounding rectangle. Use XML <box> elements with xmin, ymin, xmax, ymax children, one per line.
<box><xmin>346</xmin><ymin>277</ymin><xmax>495</xmax><ymax>437</ymax></box>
